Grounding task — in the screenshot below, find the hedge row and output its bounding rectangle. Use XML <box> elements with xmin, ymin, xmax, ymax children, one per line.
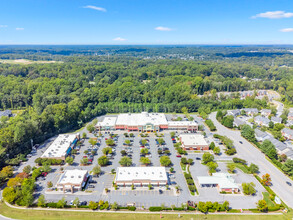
<box><xmin>205</xmin><ymin>119</ymin><xmax>216</xmax><ymax>131</ymax></box>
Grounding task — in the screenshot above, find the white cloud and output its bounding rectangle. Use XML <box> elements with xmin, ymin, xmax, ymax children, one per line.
<box><xmin>83</xmin><ymin>5</ymin><xmax>106</xmax><ymax>12</ymax></box>
<box><xmin>155</xmin><ymin>26</ymin><xmax>173</xmax><ymax>31</ymax></box>
<box><xmin>15</xmin><ymin>27</ymin><xmax>24</xmax><ymax>31</ymax></box>
<box><xmin>280</xmin><ymin>28</ymin><xmax>293</xmax><ymax>32</ymax></box>
<box><xmin>0</xmin><ymin>25</ymin><xmax>8</xmax><ymax>28</ymax></box>
<box><xmin>252</xmin><ymin>11</ymin><xmax>293</xmax><ymax>19</ymax></box>
<box><xmin>113</xmin><ymin>37</ymin><xmax>127</xmax><ymax>41</ymax></box>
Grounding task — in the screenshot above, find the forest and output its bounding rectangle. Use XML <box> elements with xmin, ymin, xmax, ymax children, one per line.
<box><xmin>0</xmin><ymin>45</ymin><xmax>293</xmax><ymax>168</ymax></box>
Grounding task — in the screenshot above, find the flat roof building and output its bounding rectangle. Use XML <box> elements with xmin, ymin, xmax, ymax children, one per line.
<box><xmin>197</xmin><ymin>173</ymin><xmax>240</xmax><ymax>193</ymax></box>
<box><xmin>96</xmin><ymin>117</ymin><xmax>117</xmax><ymax>131</ymax></box>
<box><xmin>56</xmin><ymin>169</ymin><xmax>89</xmax><ymax>193</ymax></box>
<box><xmin>115</xmin><ymin>167</ymin><xmax>168</xmax><ymax>186</ymax></box>
<box><xmin>41</xmin><ymin>134</ymin><xmax>78</xmax><ymax>160</ymax></box>
<box><xmin>179</xmin><ymin>134</ymin><xmax>209</xmax><ymax>151</ymax></box>
<box><xmin>96</xmin><ymin>112</ymin><xmax>198</xmax><ymax>132</ymax></box>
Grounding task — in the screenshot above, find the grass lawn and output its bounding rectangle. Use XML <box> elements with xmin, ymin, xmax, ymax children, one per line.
<box><xmin>233</xmin><ymin>163</ymin><xmax>250</xmax><ymax>174</ymax></box>
<box><xmin>262</xmin><ymin>192</ymin><xmax>276</xmax><ymax>208</ymax></box>
<box><xmin>0</xmin><ymin>202</ymin><xmax>288</xmax><ymax>220</ymax></box>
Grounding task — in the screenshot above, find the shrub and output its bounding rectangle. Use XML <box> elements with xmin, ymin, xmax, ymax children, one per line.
<box><xmin>128</xmin><ymin>206</ymin><xmax>136</xmax><ymax>211</ymax></box>
<box><xmin>233</xmin><ymin>157</ymin><xmax>247</xmax><ymax>165</ymax></box>
<box><xmin>47</xmin><ymin>202</ymin><xmax>57</xmax><ymax>208</ymax></box>
<box><xmin>205</xmin><ymin>119</ymin><xmax>216</xmax><ymax>131</ymax></box>
<box><xmin>186</xmin><ymin>179</ymin><xmax>194</xmax><ymax>185</ymax></box>
<box><xmin>188</xmin><ymin>185</ymin><xmax>196</xmax><ymax>192</ymax></box>
<box><xmin>149</xmin><ymin>206</ymin><xmax>163</xmax><ymax>212</ymax></box>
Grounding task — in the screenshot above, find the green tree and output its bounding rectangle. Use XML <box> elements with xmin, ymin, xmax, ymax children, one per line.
<box><xmin>102</xmin><ymin>147</ymin><xmax>112</xmax><ymax>155</ymax></box>
<box><xmin>91</xmin><ymin>165</ymin><xmax>101</xmax><ymax>176</ymax></box>
<box><xmin>249</xmin><ymin>163</ymin><xmax>259</xmax><ymax>174</ymax></box>
<box><xmin>140</xmin><ymin>157</ymin><xmax>151</xmax><ymax>165</ymax></box>
<box><xmin>80</xmin><ymin>158</ymin><xmax>88</xmax><ymax>165</ymax></box>
<box><xmin>222</xmin><ymin>115</ymin><xmax>234</xmax><ymax>128</ymax></box>
<box><xmin>187</xmin><ymin>158</ymin><xmax>193</xmax><ymax>165</ymax></box>
<box><xmin>57</xmin><ymin>197</ymin><xmax>67</xmax><ymax>208</ymax></box>
<box><xmin>207</xmin><ymin>161</ymin><xmax>218</xmax><ymax>173</ymax></box>
<box><xmin>125</xmin><ymin>139</ymin><xmax>131</xmax><ymax>146</ymax></box>
<box><xmin>140</xmin><ymin>148</ymin><xmax>149</xmax><ymax>155</ymax></box>
<box><xmin>23</xmin><ymin>165</ymin><xmax>32</xmax><ymax>174</ymax></box>
<box><xmin>82</xmin><ymin>132</ymin><xmax>87</xmax><ymax>139</ymax></box>
<box><xmin>37</xmin><ymin>195</ymin><xmax>46</xmax><ymax>207</ymax></box>
<box><xmin>282</xmin><ymin>159</ymin><xmax>293</xmax><ymax>176</ymax></box>
<box><xmin>89</xmin><ymin>138</ymin><xmax>97</xmax><ymax>146</ymax></box>
<box><xmin>98</xmin><ymin>156</ymin><xmax>109</xmax><ymax>166</ymax></box>
<box><xmin>2</xmin><ymin>187</ymin><xmax>17</xmax><ymax>203</ymax></box>
<box><xmin>227</xmin><ymin>163</ymin><xmax>235</xmax><ymax>173</ymax></box>
<box><xmin>141</xmin><ymin>139</ymin><xmax>147</xmax><ymax>146</ymax></box>
<box><xmin>160</xmin><ymin>156</ymin><xmax>172</xmax><ymax>167</ymax></box>
<box><xmin>209</xmin><ymin>142</ymin><xmax>215</xmax><ymax>150</ymax></box>
<box><xmin>119</xmin><ymin>156</ymin><xmax>132</xmax><ymax>167</ymax></box>
<box><xmin>73</xmin><ymin>197</ymin><xmax>80</xmax><ymax>207</ymax></box>
<box><xmin>105</xmin><ymin>139</ymin><xmax>115</xmax><ymax>146</ymax></box>
<box><xmin>86</xmin><ymin>123</ymin><xmax>95</xmax><ymax>133</ymax></box>
<box><xmin>65</xmin><ymin>156</ymin><xmax>74</xmax><ymax>165</ymax></box>
<box><xmin>257</xmin><ymin>200</ymin><xmax>268</xmax><ymax>212</ymax></box>
<box><xmin>241</xmin><ymin>125</ymin><xmax>256</xmax><ymax>142</ymax></box>
<box><xmin>89</xmin><ymin>201</ymin><xmax>99</xmax><ymax>210</ymax></box>
<box><xmin>202</xmin><ymin>152</ymin><xmax>214</xmax><ymax>164</ymax></box>
<box><xmin>213</xmin><ymin>146</ymin><xmax>220</xmax><ymax>155</ymax></box>
<box><xmin>242</xmin><ymin>182</ymin><xmax>256</xmax><ymax>195</ymax></box>
<box><xmin>197</xmin><ymin>202</ymin><xmax>208</xmax><ymax>213</ymax></box>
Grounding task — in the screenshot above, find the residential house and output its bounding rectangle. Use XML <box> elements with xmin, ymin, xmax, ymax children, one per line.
<box><xmin>243</xmin><ymin>108</ymin><xmax>259</xmax><ymax>116</ymax></box>
<box><xmin>233</xmin><ymin>118</ymin><xmax>246</xmax><ymax>128</ymax></box>
<box><xmin>288</xmin><ymin>112</ymin><xmax>293</xmax><ymax>121</ymax></box>
<box><xmin>260</xmin><ymin>109</ymin><xmax>271</xmax><ymax>117</ymax></box>
<box><xmin>0</xmin><ymin>110</ymin><xmax>12</xmax><ymax>118</ymax></box>
<box><xmin>268</xmin><ymin>137</ymin><xmax>287</xmax><ymax>153</ymax></box>
<box><xmin>255</xmin><ymin>129</ymin><xmax>270</xmax><ymax>142</ymax></box>
<box><xmin>227</xmin><ymin>109</ymin><xmax>241</xmax><ymax>117</ymax></box>
<box><xmin>254</xmin><ymin>116</ymin><xmax>270</xmax><ymax>127</ymax></box>
<box><xmin>281</xmin><ymin>128</ymin><xmax>293</xmax><ymax>140</ymax></box>
<box><xmin>271</xmin><ymin>116</ymin><xmax>282</xmax><ymax>124</ymax></box>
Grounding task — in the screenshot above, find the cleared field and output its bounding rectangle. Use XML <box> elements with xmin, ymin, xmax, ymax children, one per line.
<box><xmin>0</xmin><ymin>59</ymin><xmax>62</xmax><ymax>65</ymax></box>
<box><xmin>0</xmin><ymin>202</ymin><xmax>288</xmax><ymax>220</ymax></box>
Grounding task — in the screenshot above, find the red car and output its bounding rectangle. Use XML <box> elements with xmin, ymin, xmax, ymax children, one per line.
<box><xmin>41</xmin><ymin>172</ymin><xmax>48</xmax><ymax>177</ymax></box>
<box><xmin>176</xmin><ymin>155</ymin><xmax>182</xmax><ymax>158</ymax></box>
<box><xmin>83</xmin><ymin>156</ymin><xmax>87</xmax><ymax>158</ymax></box>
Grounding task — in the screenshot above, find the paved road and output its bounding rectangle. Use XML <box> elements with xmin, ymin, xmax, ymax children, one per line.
<box><xmin>209</xmin><ymin>112</ymin><xmax>293</xmax><ymax>208</ymax></box>
<box><xmin>272</xmin><ymin>100</ymin><xmax>284</xmax><ymax>117</ymax></box>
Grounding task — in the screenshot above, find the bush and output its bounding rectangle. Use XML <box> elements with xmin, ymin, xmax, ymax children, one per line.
<box><xmin>128</xmin><ymin>206</ymin><xmax>136</xmax><ymax>211</ymax></box>
<box><xmin>188</xmin><ymin>185</ymin><xmax>196</xmax><ymax>192</ymax></box>
<box><xmin>233</xmin><ymin>157</ymin><xmax>247</xmax><ymax>165</ymax></box>
<box><xmin>205</xmin><ymin>119</ymin><xmax>216</xmax><ymax>131</ymax></box>
<box><xmin>47</xmin><ymin>202</ymin><xmax>58</xmax><ymax>208</ymax></box>
<box><xmin>184</xmin><ymin>173</ymin><xmax>192</xmax><ymax>179</ymax></box>
<box><xmin>186</xmin><ymin>179</ymin><xmax>194</xmax><ymax>185</ymax></box>
<box><xmin>149</xmin><ymin>206</ymin><xmax>163</xmax><ymax>212</ymax></box>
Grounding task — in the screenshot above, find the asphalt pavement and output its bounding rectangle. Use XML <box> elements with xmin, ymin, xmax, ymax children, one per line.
<box><xmin>209</xmin><ymin>112</ymin><xmax>293</xmax><ymax>208</ymax></box>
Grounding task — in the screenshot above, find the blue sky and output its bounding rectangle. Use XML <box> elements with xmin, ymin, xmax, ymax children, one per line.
<box><xmin>0</xmin><ymin>0</ymin><xmax>293</xmax><ymax>44</ymax></box>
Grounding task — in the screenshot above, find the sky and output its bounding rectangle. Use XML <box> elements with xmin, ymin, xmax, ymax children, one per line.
<box><xmin>0</xmin><ymin>0</ymin><xmax>293</xmax><ymax>45</ymax></box>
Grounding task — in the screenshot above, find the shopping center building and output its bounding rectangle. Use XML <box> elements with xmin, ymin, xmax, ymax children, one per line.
<box><xmin>96</xmin><ymin>112</ymin><xmax>198</xmax><ymax>132</ymax></box>
<box><xmin>115</xmin><ymin>167</ymin><xmax>168</xmax><ymax>187</ymax></box>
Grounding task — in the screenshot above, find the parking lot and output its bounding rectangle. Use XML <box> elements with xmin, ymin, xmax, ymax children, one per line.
<box><xmin>13</xmin><ymin>114</ymin><xmax>268</xmax><ymax>209</ymax></box>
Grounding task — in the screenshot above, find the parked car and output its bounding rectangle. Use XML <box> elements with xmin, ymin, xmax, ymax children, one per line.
<box><xmin>88</xmin><ymin>185</ymin><xmax>95</xmax><ymax>188</ymax></box>
<box><xmin>176</xmin><ymin>155</ymin><xmax>182</xmax><ymax>158</ymax></box>
<box><xmin>69</xmin><ymin>200</ymin><xmax>74</xmax><ymax>206</ymax></box>
<box><xmin>286</xmin><ymin>181</ymin><xmax>292</xmax><ymax>186</ymax></box>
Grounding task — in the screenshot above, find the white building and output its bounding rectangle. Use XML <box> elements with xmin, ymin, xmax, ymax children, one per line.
<box><xmin>197</xmin><ymin>173</ymin><xmax>240</xmax><ymax>193</ymax></box>
<box><xmin>41</xmin><ymin>134</ymin><xmax>79</xmax><ymax>160</ymax></box>
<box><xmin>96</xmin><ymin>112</ymin><xmax>198</xmax><ymax>132</ymax></box>
<box><xmin>115</xmin><ymin>167</ymin><xmax>168</xmax><ymax>186</ymax></box>
<box><xmin>179</xmin><ymin>134</ymin><xmax>209</xmax><ymax>151</ymax></box>
<box><xmin>96</xmin><ymin>117</ymin><xmax>117</xmax><ymax>131</ymax></box>
<box><xmin>56</xmin><ymin>169</ymin><xmax>89</xmax><ymax>193</ymax></box>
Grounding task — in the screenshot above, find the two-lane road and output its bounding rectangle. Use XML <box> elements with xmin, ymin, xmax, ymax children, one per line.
<box><xmin>209</xmin><ymin>112</ymin><xmax>293</xmax><ymax>208</ymax></box>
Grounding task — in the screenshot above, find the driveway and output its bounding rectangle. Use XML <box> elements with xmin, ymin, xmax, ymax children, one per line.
<box><xmin>209</xmin><ymin>111</ymin><xmax>293</xmax><ymax>208</ymax></box>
